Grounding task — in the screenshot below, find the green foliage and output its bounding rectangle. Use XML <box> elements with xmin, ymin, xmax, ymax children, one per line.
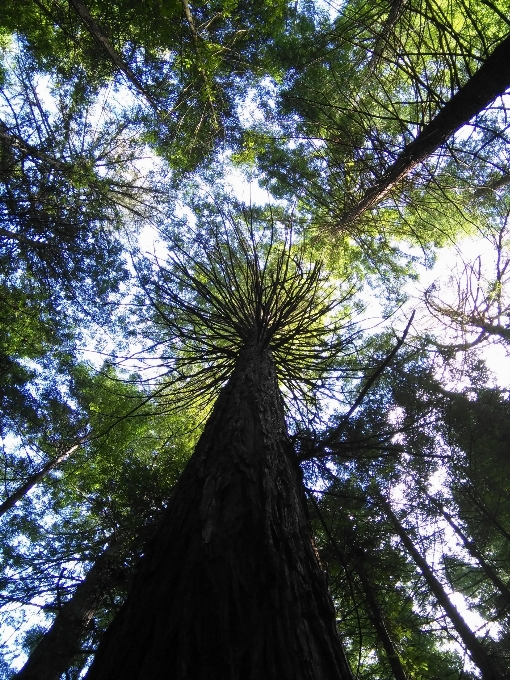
<box><xmin>0</xmin><ymin>0</ymin><xmax>297</xmax><ymax>175</ymax></box>
<box><xmin>57</xmin><ymin>363</ymin><xmax>198</xmax><ymax>525</ymax></box>
<box><xmin>1</xmin><ymin>1</ymin><xmax>510</xmax><ymax>677</ymax></box>
<box><xmin>244</xmin><ymin>0</ymin><xmax>510</xmax><ymax>264</ymax></box>
<box><xmin>139</xmin><ymin>202</ymin><xmax>360</xmax><ymax>419</ymax></box>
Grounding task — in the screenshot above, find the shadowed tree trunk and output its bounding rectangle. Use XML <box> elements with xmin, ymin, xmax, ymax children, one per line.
<box><xmin>311</xmin><ymin>494</ymin><xmax>408</xmax><ymax>680</ymax></box>
<box><xmin>85</xmin><ymin>343</ymin><xmax>353</xmax><ymax>680</ymax></box>
<box><xmin>349</xmin><ymin>545</ymin><xmax>408</xmax><ymax>680</ymax></box>
<box><xmin>376</xmin><ymin>491</ymin><xmax>508</xmax><ymax>680</ymax></box>
<box><xmin>14</xmin><ymin>536</ymin><xmax>126</xmax><ymax>680</ymax></box>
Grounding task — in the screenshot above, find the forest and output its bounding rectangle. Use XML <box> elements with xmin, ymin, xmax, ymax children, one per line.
<box><xmin>1</xmin><ymin>0</ymin><xmax>510</xmax><ymax>678</ymax></box>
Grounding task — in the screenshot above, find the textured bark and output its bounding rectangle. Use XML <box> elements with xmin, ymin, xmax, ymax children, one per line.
<box><xmin>14</xmin><ymin>537</ymin><xmax>125</xmax><ymax>680</ymax></box>
<box><xmin>377</xmin><ymin>492</ymin><xmax>508</xmax><ymax>680</ymax></box>
<box><xmin>367</xmin><ymin>0</ymin><xmax>409</xmax><ymax>72</ymax></box>
<box><xmin>338</xmin><ymin>31</ymin><xmax>510</xmax><ymax>227</ymax></box>
<box><xmin>86</xmin><ymin>344</ymin><xmax>353</xmax><ymax>680</ymax></box>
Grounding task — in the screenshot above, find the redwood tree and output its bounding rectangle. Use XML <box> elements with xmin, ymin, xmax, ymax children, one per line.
<box><xmin>85</xmin><ymin>218</ymin><xmax>356</xmax><ymax>679</ymax></box>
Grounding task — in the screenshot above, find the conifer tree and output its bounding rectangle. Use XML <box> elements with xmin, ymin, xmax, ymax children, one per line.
<box><xmin>85</xmin><ymin>217</ymin><xmax>357</xmax><ymax>679</ymax></box>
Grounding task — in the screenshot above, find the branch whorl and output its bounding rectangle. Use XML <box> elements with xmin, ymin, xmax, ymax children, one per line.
<box><xmin>142</xmin><ymin>212</ymin><xmax>357</xmax><ymax>410</ymax></box>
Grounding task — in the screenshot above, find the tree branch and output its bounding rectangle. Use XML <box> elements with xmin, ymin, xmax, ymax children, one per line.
<box><xmin>298</xmin><ymin>311</ymin><xmax>415</xmax><ymax>462</ymax></box>
<box><xmin>67</xmin><ymin>0</ymin><xmax>159</xmax><ymax>111</ymax></box>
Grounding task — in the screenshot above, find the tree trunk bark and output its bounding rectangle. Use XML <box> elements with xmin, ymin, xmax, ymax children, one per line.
<box><xmin>376</xmin><ymin>491</ymin><xmax>508</xmax><ymax>680</ymax></box>
<box><xmin>85</xmin><ymin>344</ymin><xmax>353</xmax><ymax>680</ymax></box>
<box><xmin>13</xmin><ymin>536</ymin><xmax>126</xmax><ymax>680</ymax></box>
<box><xmin>350</xmin><ymin>548</ymin><xmax>408</xmax><ymax>680</ymax></box>
<box><xmin>337</xmin><ymin>31</ymin><xmax>510</xmax><ymax>227</ymax></box>
<box><xmin>463</xmin><ymin>484</ymin><xmax>510</xmax><ymax>544</ymax></box>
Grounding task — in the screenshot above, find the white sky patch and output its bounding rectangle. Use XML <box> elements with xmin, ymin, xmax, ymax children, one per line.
<box><xmin>428</xmin><ymin>466</ymin><xmax>448</xmax><ymax>496</ymax></box>
<box><xmin>397</xmin><ymin>235</ymin><xmax>510</xmax><ymax>390</ymax></box>
<box><xmin>225</xmin><ymin>169</ymin><xmax>276</xmax><ymax>206</ymax></box>
<box><xmin>388</xmin><ymin>479</ymin><xmax>409</xmax><ymax>509</ymax></box>
<box><xmin>138</xmin><ymin>221</ymin><xmax>170</xmax><ymax>261</ymax></box>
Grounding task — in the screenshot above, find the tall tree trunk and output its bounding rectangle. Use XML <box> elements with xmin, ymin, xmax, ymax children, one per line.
<box><xmin>436</xmin><ymin>502</ymin><xmax>510</xmax><ymax>605</ymax></box>
<box><xmin>66</xmin><ymin>0</ymin><xmax>159</xmax><ymax>111</ymax></box>
<box><xmin>13</xmin><ymin>536</ymin><xmax>126</xmax><ymax>680</ymax></box>
<box><xmin>85</xmin><ymin>344</ymin><xmax>353</xmax><ymax>680</ymax></box>
<box><xmin>349</xmin><ymin>545</ymin><xmax>408</xmax><ymax>680</ymax></box>
<box><xmin>0</xmin><ymin>399</ymin><xmax>153</xmax><ymax>518</ymax></box>
<box><xmin>337</xmin><ymin>31</ymin><xmax>510</xmax><ymax>227</ymax></box>
<box><xmin>310</xmin><ymin>494</ymin><xmax>408</xmax><ymax>680</ymax></box>
<box><xmin>0</xmin><ymin>445</ymin><xmax>78</xmax><ymax>518</ymax></box>
<box><xmin>376</xmin><ymin>491</ymin><xmax>508</xmax><ymax>680</ymax></box>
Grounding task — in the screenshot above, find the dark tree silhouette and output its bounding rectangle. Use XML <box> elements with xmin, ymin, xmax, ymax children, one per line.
<box><xmin>84</xmin><ymin>219</ymin><xmax>356</xmax><ymax>679</ymax></box>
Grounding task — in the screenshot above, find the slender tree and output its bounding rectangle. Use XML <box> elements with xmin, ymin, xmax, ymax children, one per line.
<box><xmin>375</xmin><ymin>489</ymin><xmax>508</xmax><ymax>680</ymax></box>
<box><xmin>335</xmin><ymin>30</ymin><xmax>510</xmax><ymax>227</ymax></box>
<box><xmin>310</xmin><ymin>494</ymin><xmax>409</xmax><ymax>680</ymax></box>
<box><xmin>0</xmin><ymin>363</ymin><xmax>195</xmax><ymax>676</ymax></box>
<box><xmin>12</xmin><ymin>535</ymin><xmax>126</xmax><ymax>680</ymax></box>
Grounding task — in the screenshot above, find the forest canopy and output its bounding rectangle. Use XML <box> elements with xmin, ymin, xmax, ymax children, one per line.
<box><xmin>1</xmin><ymin>0</ymin><xmax>510</xmax><ymax>678</ymax></box>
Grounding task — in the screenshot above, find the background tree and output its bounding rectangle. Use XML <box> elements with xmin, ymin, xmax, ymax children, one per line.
<box><xmin>0</xmin><ymin>360</ymin><xmax>197</xmax><ymax>675</ymax></box>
